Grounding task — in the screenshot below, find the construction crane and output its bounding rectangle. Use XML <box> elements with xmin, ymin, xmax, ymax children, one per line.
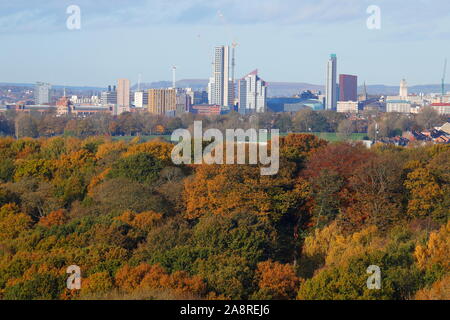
<box><xmin>231</xmin><ymin>41</ymin><xmax>238</xmax><ymax>94</ymax></box>
<box><xmin>137</xmin><ymin>73</ymin><xmax>142</xmax><ymax>92</ymax></box>
<box><xmin>218</xmin><ymin>11</ymin><xmax>238</xmax><ymax>102</ymax></box>
<box><xmin>442</xmin><ymin>58</ymin><xmax>447</xmax><ymax>100</ymax></box>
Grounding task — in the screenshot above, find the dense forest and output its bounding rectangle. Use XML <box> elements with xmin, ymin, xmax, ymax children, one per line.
<box><xmin>0</xmin><ymin>134</ymin><xmax>448</xmax><ymax>300</ymax></box>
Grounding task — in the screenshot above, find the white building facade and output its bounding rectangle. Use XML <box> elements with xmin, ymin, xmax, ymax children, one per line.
<box><xmin>238</xmin><ymin>70</ymin><xmax>267</xmax><ymax>114</ymax></box>
<box><xmin>337</xmin><ymin>101</ymin><xmax>359</xmax><ymax>113</ymax></box>
<box><xmin>35</xmin><ymin>82</ymin><xmax>51</xmax><ymax>105</ymax></box>
<box><xmin>208</xmin><ymin>46</ymin><xmax>234</xmax><ymax>107</ymax></box>
<box><xmin>134</xmin><ymin>91</ymin><xmax>148</xmax><ymax>108</ymax></box>
<box><xmin>386</xmin><ymin>100</ymin><xmax>412</xmax><ymax>113</ymax></box>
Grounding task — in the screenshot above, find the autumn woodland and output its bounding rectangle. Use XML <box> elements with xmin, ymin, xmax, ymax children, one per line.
<box><xmin>0</xmin><ymin>134</ymin><xmax>448</xmax><ymax>300</ymax></box>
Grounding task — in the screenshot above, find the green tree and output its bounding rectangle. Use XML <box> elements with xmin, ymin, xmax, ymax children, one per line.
<box><xmin>108</xmin><ymin>152</ymin><xmax>163</xmax><ymax>184</ymax></box>
<box><xmin>3</xmin><ymin>273</ymin><xmax>65</xmax><ymax>300</ymax></box>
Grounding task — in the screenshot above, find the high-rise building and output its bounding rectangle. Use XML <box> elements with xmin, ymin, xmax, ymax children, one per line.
<box><xmin>208</xmin><ymin>45</ymin><xmax>234</xmax><ymax>107</ymax></box>
<box><xmin>238</xmin><ymin>70</ymin><xmax>267</xmax><ymax>114</ymax></box>
<box><xmin>134</xmin><ymin>91</ymin><xmax>148</xmax><ymax>108</ymax></box>
<box><xmin>339</xmin><ymin>74</ymin><xmax>358</xmax><ymax>102</ymax></box>
<box><xmin>35</xmin><ymin>82</ymin><xmax>51</xmax><ymax>105</ymax></box>
<box><xmin>175</xmin><ymin>89</ymin><xmax>191</xmax><ymax>116</ymax></box>
<box><xmin>399</xmin><ymin>79</ymin><xmax>408</xmax><ymax>97</ymax></box>
<box><xmin>117</xmin><ymin>78</ymin><xmax>130</xmax><ymax>114</ymax></box>
<box><xmin>101</xmin><ymin>85</ymin><xmax>117</xmax><ymax>106</ymax></box>
<box><xmin>147</xmin><ymin>88</ymin><xmax>176</xmax><ymax>115</ymax></box>
<box><xmin>186</xmin><ymin>88</ymin><xmax>208</xmax><ymax>105</ymax></box>
<box><xmin>101</xmin><ymin>92</ymin><xmax>117</xmax><ymax>105</ymax></box>
<box><xmin>325</xmin><ymin>54</ymin><xmax>337</xmax><ymax>110</ymax></box>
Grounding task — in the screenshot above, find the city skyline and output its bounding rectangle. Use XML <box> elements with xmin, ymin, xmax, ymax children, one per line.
<box><xmin>1</xmin><ymin>1</ymin><xmax>450</xmax><ymax>86</ymax></box>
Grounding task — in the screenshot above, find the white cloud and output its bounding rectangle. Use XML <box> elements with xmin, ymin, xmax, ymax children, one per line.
<box><xmin>0</xmin><ymin>0</ymin><xmax>449</xmax><ymax>34</ymax></box>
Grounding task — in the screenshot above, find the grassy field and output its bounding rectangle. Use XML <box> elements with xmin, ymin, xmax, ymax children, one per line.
<box><xmin>113</xmin><ymin>135</ymin><xmax>172</xmax><ymax>142</ymax></box>
<box><xmin>300</xmin><ymin>132</ymin><xmax>368</xmax><ymax>142</ymax></box>
<box><xmin>113</xmin><ymin>132</ymin><xmax>368</xmax><ymax>143</ymax></box>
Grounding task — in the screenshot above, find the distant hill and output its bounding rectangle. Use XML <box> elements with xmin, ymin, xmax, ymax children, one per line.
<box><xmin>133</xmin><ymin>79</ymin><xmax>207</xmax><ymax>91</ymax></box>
<box><xmin>0</xmin><ymin>83</ymin><xmax>105</xmax><ymax>91</ymax></box>
<box><xmin>134</xmin><ymin>79</ymin><xmax>324</xmax><ymax>97</ymax></box>
<box><xmin>133</xmin><ymin>80</ymin><xmax>449</xmax><ymax>97</ymax></box>
<box><xmin>2</xmin><ymin>81</ymin><xmax>448</xmax><ymax>97</ymax></box>
<box><xmin>362</xmin><ymin>84</ymin><xmax>450</xmax><ymax>95</ymax></box>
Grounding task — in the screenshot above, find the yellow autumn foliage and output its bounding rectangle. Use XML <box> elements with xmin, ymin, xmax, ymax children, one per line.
<box><xmin>414</xmin><ymin>221</ymin><xmax>450</xmax><ymax>270</ymax></box>
<box><xmin>122</xmin><ymin>140</ymin><xmax>173</xmax><ymax>163</ymax></box>
<box><xmin>302</xmin><ymin>222</ymin><xmax>382</xmax><ymax>268</ymax></box>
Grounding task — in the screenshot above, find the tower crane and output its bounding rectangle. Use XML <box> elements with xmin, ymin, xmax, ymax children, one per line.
<box><xmin>231</xmin><ymin>41</ymin><xmax>238</xmax><ymax>90</ymax></box>
<box><xmin>442</xmin><ymin>58</ymin><xmax>447</xmax><ymax>101</ymax></box>
<box><xmin>218</xmin><ymin>11</ymin><xmax>238</xmax><ymax>100</ymax></box>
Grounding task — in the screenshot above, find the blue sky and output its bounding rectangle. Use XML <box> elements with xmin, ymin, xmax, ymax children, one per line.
<box><xmin>1</xmin><ymin>0</ymin><xmax>449</xmax><ymax>87</ymax></box>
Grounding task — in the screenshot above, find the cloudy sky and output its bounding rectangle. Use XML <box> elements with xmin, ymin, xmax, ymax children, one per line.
<box><xmin>1</xmin><ymin>0</ymin><xmax>449</xmax><ymax>87</ymax></box>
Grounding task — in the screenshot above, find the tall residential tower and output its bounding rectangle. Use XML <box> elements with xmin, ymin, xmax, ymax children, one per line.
<box><xmin>238</xmin><ymin>70</ymin><xmax>267</xmax><ymax>114</ymax></box>
<box><xmin>116</xmin><ymin>78</ymin><xmax>130</xmax><ymax>115</ymax></box>
<box><xmin>35</xmin><ymin>82</ymin><xmax>51</xmax><ymax>105</ymax></box>
<box><xmin>147</xmin><ymin>88</ymin><xmax>176</xmax><ymax>115</ymax></box>
<box><xmin>326</xmin><ymin>54</ymin><xmax>337</xmax><ymax>110</ymax></box>
<box><xmin>208</xmin><ymin>45</ymin><xmax>234</xmax><ymax>107</ymax></box>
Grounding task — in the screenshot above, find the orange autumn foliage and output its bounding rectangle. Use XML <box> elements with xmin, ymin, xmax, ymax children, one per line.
<box><xmin>95</xmin><ymin>140</ymin><xmax>127</xmax><ymax>160</ymax></box>
<box><xmin>304</xmin><ymin>142</ymin><xmax>373</xmax><ymax>181</ymax></box>
<box><xmin>414</xmin><ymin>274</ymin><xmax>450</xmax><ymax>300</ymax></box>
<box><xmin>115</xmin><ymin>263</ymin><xmax>207</xmax><ymax>297</ymax></box>
<box><xmin>38</xmin><ymin>209</ymin><xmax>68</xmax><ymax>228</ymax></box>
<box><xmin>115</xmin><ymin>210</ymin><xmax>162</xmax><ymax>231</ymax></box>
<box><xmin>183</xmin><ymin>162</ymin><xmax>309</xmax><ymax>221</ymax></box>
<box><xmin>255</xmin><ymin>260</ymin><xmax>301</xmax><ymax>300</ymax></box>
<box><xmin>184</xmin><ymin>164</ymin><xmax>272</xmax><ymax>219</ymax></box>
<box><xmin>280</xmin><ymin>134</ymin><xmax>327</xmax><ymax>161</ymax></box>
<box><xmin>155</xmin><ymin>125</ymin><xmax>165</xmax><ymax>134</ymax></box>
<box><xmin>115</xmin><ymin>263</ymin><xmax>153</xmax><ymax>293</ymax></box>
<box><xmin>57</xmin><ymin>149</ymin><xmax>95</xmax><ymax>171</ymax></box>
<box><xmin>87</xmin><ymin>168</ymin><xmax>111</xmax><ymax>196</ymax></box>
<box><xmin>142</xmin><ymin>268</ymin><xmax>206</xmax><ymax>297</ymax></box>
<box><xmin>122</xmin><ymin>140</ymin><xmax>173</xmax><ymax>163</ymax></box>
